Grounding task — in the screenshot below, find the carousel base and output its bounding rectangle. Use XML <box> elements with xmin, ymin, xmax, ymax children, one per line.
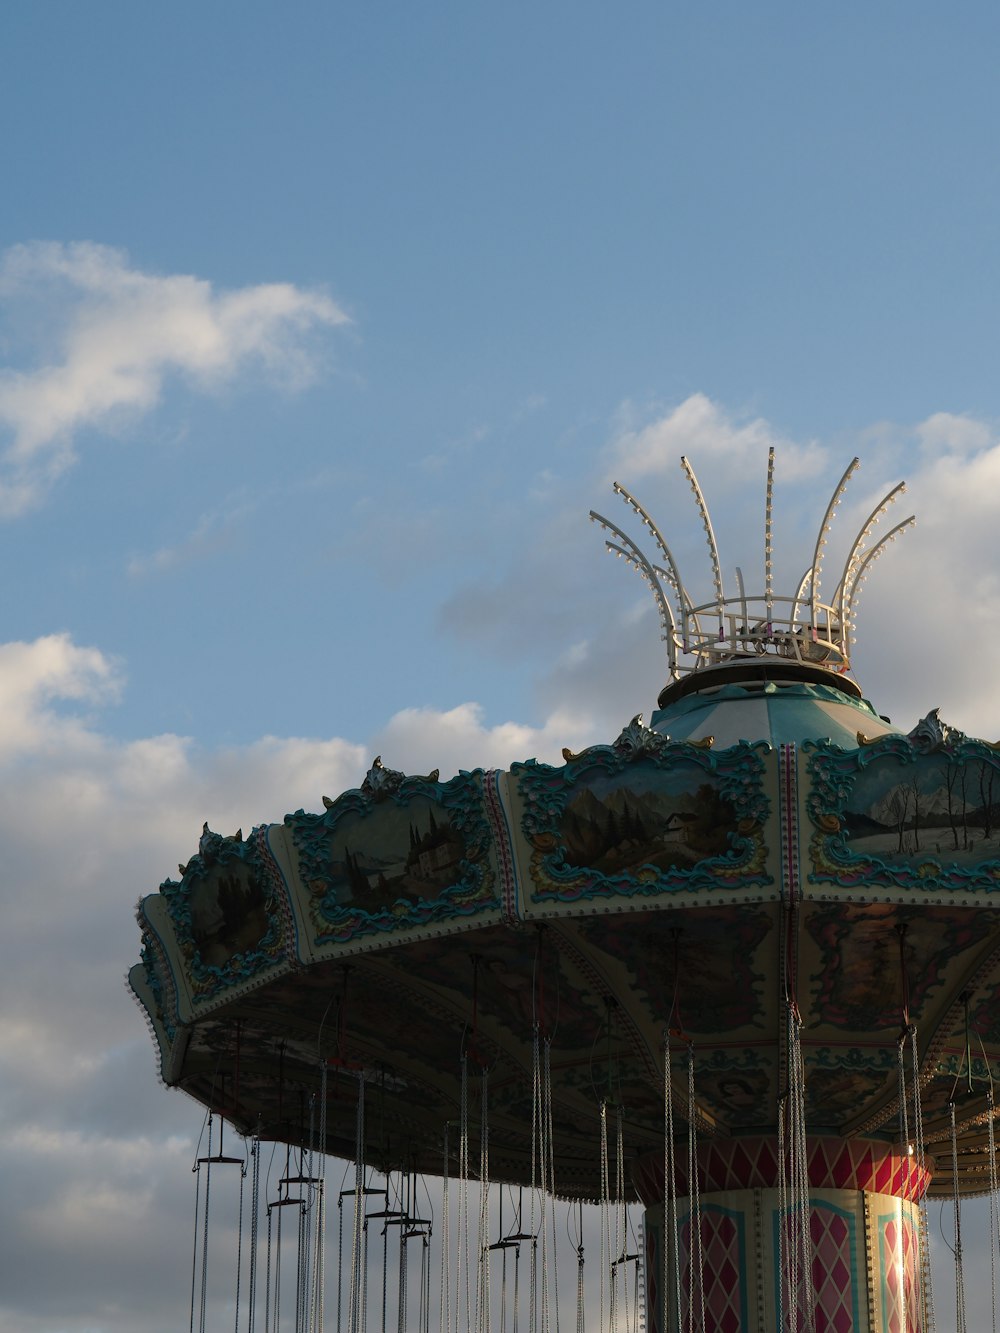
<box><xmin>635</xmin><ymin>1137</ymin><xmax>929</xmax><ymax>1333</ymax></box>
<box><xmin>643</xmin><ymin>1188</ymin><xmax>922</xmax><ymax>1333</ymax></box>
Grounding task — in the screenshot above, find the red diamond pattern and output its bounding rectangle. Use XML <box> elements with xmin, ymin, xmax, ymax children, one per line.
<box><xmin>635</xmin><ymin>1135</ymin><xmax>930</xmax><ymax>1203</ymax></box>
<box><xmin>773</xmin><ymin>1206</ymin><xmax>857</xmax><ymax>1333</ymax></box>
<box><xmin>882</xmin><ymin>1213</ymin><xmax>921</xmax><ymax>1333</ymax></box>
<box><xmin>756</xmin><ymin>1139</ymin><xmax>777</xmax><ymax>1180</ymax></box>
<box><xmin>810</xmin><ymin>1206</ymin><xmax>856</xmax><ymax>1333</ymax></box>
<box><xmin>658</xmin><ymin>1194</ymin><xmax>925</xmax><ymax>1333</ymax></box>
<box><xmin>680</xmin><ymin>1208</ymin><xmax>746</xmax><ymax>1332</ymax></box>
<box><xmin>884</xmin><ymin>1218</ymin><xmax>902</xmax><ymax>1331</ymax></box>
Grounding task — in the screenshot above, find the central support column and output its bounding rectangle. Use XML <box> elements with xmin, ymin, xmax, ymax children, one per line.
<box><xmin>634</xmin><ymin>1137</ymin><xmax>930</xmax><ymax>1333</ymax></box>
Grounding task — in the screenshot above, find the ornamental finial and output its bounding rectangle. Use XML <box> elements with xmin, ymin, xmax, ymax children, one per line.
<box><xmin>589</xmin><ymin>449</ymin><xmax>914</xmax><ymax>682</ymax></box>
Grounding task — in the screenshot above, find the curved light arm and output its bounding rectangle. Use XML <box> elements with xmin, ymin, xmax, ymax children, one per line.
<box><xmin>608</xmin><ymin>483</ymin><xmax>698</xmax><ymax>646</ymax></box>
<box><xmin>680</xmin><ymin>456</ymin><xmax>726</xmax><ymax>638</ymax></box>
<box><xmin>841</xmin><ymin>515</ymin><xmax>915</xmax><ymax>633</ymax></box>
<box><xmin>810</xmin><ymin>457</ymin><xmax>859</xmax><ymax>625</ymax></box>
<box><xmin>792</xmin><ymin>566</ymin><xmax>813</xmax><ymax>626</ymax></box>
<box><xmin>605</xmin><ymin>543</ymin><xmax>680</xmax><ymax>648</ymax></box>
<box><xmin>833</xmin><ymin>482</ymin><xmax>907</xmax><ymax>630</ymax></box>
<box><xmin>590</xmin><ymin>513</ymin><xmax>682</xmax><ymax>676</ymax></box>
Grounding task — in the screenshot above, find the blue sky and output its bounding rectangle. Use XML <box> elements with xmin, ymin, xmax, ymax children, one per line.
<box><xmin>0</xmin><ymin>2</ymin><xmax>999</xmax><ymax>1329</ymax></box>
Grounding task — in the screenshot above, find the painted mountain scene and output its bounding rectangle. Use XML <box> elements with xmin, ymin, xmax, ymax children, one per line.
<box><xmin>558</xmin><ymin>766</ymin><xmax>738</xmax><ymax>878</ymax></box>
<box><xmin>188</xmin><ymin>865</ymin><xmax>271</xmax><ymax>968</ymax></box>
<box><xmin>325</xmin><ymin>796</ymin><xmax>470</xmax><ymax>913</ymax></box>
<box><xmin>840</xmin><ymin>753</ymin><xmax>1000</xmax><ymax>869</ymax></box>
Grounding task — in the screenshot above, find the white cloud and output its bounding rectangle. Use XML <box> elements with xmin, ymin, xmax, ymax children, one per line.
<box><xmin>851</xmin><ymin>435</ymin><xmax>1000</xmax><ymax>737</ymax></box>
<box><xmin>371</xmin><ymin>699</ymin><xmax>600</xmax><ymax>776</ymax></box>
<box><xmin>915</xmin><ymin>410</ymin><xmax>994</xmax><ymax>457</ymax></box>
<box><xmin>603</xmin><ymin>392</ymin><xmax>827</xmax><ymax>484</ymax></box>
<box><xmin>0</xmin><ymin>242</ymin><xmax>349</xmax><ymax>515</ymax></box>
<box><xmin>0</xmin><ymin>633</ymin><xmax>122</xmax><ymax>759</ymax></box>
<box><xmin>0</xmin><ymin>625</ymin><xmax>609</xmax><ymax>1331</ymax></box>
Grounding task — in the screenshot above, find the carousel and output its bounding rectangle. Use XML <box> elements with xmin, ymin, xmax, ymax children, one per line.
<box><xmin>131</xmin><ymin>450</ymin><xmax>1000</xmax><ymax>1332</ymax></box>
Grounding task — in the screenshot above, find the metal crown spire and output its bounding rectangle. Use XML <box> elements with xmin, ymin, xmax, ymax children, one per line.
<box><xmin>589</xmin><ymin>449</ymin><xmax>914</xmax><ymax>683</ymax></box>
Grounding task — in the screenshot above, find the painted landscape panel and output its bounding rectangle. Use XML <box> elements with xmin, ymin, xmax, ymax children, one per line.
<box><xmin>188</xmin><ymin>865</ymin><xmax>270</xmax><ymax>967</ymax></box>
<box><xmin>558</xmin><ymin>766</ymin><xmax>738</xmax><ymax>879</ymax></box>
<box><xmin>322</xmin><ymin>795</ymin><xmax>467</xmax><ymax>912</ymax></box>
<box><xmin>807</xmin><ymin>739</ymin><xmax>1000</xmax><ymax>892</ymax></box>
<box><xmin>841</xmin><ymin>754</ymin><xmax>1000</xmax><ymax>867</ymax></box>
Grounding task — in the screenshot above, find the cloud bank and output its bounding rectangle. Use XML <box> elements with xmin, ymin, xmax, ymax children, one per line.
<box><xmin>0</xmin><ymin>626</ymin><xmax>623</xmax><ymax>1331</ymax></box>
<box><xmin>0</xmin><ymin>242</ymin><xmax>348</xmax><ymax>515</ymax></box>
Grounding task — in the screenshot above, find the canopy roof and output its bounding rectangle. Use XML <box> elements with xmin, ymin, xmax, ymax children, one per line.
<box><xmin>131</xmin><ymin>681</ymin><xmax>1000</xmax><ymax>1200</ymax></box>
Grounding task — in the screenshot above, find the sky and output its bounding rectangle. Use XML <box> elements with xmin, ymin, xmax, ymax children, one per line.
<box><xmin>0</xmin><ymin>1</ymin><xmax>999</xmax><ymax>1329</ymax></box>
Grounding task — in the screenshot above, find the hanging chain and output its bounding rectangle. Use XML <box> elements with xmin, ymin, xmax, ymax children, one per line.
<box><xmin>792</xmin><ymin>1005</ymin><xmax>814</xmax><ymax>1330</ymax></box>
<box><xmin>458</xmin><ymin>1055</ymin><xmax>472</xmax><ymax>1333</ymax></box>
<box><xmin>297</xmin><ymin>1185</ymin><xmax>308</xmax><ymax>1333</ymax></box>
<box><xmin>779</xmin><ymin>817</ymin><xmax>812</xmax><ymax>1333</ymax></box>
<box><xmin>663</xmin><ymin>1029</ymin><xmax>682</xmax><ymax>1333</ymax></box>
<box><xmin>348</xmin><ymin>1073</ymin><xmax>367</xmax><ymax>1333</ymax></box>
<box><xmin>573</xmin><ymin>1197</ymin><xmax>585</xmax><ymax>1333</ymax></box>
<box><xmin>576</xmin><ymin>1236</ymin><xmax>585</xmax><ymax>1333</ymax></box>
<box><xmin>950</xmin><ymin>1099</ymin><xmax>967</xmax><ymax>1333</ymax></box>
<box><xmin>917</xmin><ymin>1029</ymin><xmax>938</xmax><ymax>1333</ymax></box>
<box><xmin>896</xmin><ymin>1037</ymin><xmax>910</xmax><ymax>1333</ymax></box>
<box><xmin>423</xmin><ymin>1230</ymin><xmax>433</xmax><ymax>1333</ymax></box>
<box><xmin>776</xmin><ymin>1092</ymin><xmax>787</xmax><ymax>1333</ymax></box>
<box><xmin>248</xmin><ymin>1130</ymin><xmax>261</xmax><ymax>1333</ymax></box>
<box><xmin>265</xmin><ymin>1202</ymin><xmax>274</xmax><ymax>1333</ymax></box>
<box><xmin>616</xmin><ymin>1107</ymin><xmax>630</xmax><ymax>1333</ymax></box>
<box><xmin>380</xmin><ymin>1193</ymin><xmax>389</xmax><ymax>1333</ymax></box>
<box><xmin>780</xmin><ymin>1002</ymin><xmax>813</xmax><ymax>1333</ymax></box>
<box><xmin>234</xmin><ymin>1154</ymin><xmax>246</xmax><ymax>1333</ymax></box>
<box><xmin>686</xmin><ymin>1046</ymin><xmax>705</xmax><ymax>1333</ymax></box>
<box><xmin>989</xmin><ymin>1089</ymin><xmax>999</xmax><ymax>1333</ymax></box>
<box><xmin>310</xmin><ymin>1066</ymin><xmax>328</xmax><ymax>1333</ymax></box>
<box><xmin>909</xmin><ymin>1028</ymin><xmax>934</xmax><ymax>1333</ymax></box>
<box><xmin>441</xmin><ymin>1123</ymin><xmax>451</xmax><ymax>1333</ymax></box>
<box><xmin>897</xmin><ymin>1035</ymin><xmax>911</xmax><ymax>1161</ymax></box>
<box><xmin>416</xmin><ymin>1227</ymin><xmax>431</xmax><ymax>1333</ymax></box>
<box><xmin>499</xmin><ymin>1228</ymin><xmax>508</xmax><ymax>1333</ymax></box>
<box><xmin>538</xmin><ymin>1037</ymin><xmax>557</xmax><ymax>1333</ymax></box>
<box><xmin>478</xmin><ymin>1066</ymin><xmax>492</xmax><ymax>1333</ymax></box>
<box><xmin>199</xmin><ymin>1114</ymin><xmax>213</xmax><ymax>1333</ymax></box>
<box><xmin>530</xmin><ymin>1028</ymin><xmax>540</xmax><ymax>1333</ymax></box>
<box><xmin>600</xmin><ymin>1101</ymin><xmax>609</xmax><ymax>1333</ymax></box>
<box><xmin>337</xmin><ymin>1192</ymin><xmax>345</xmax><ymax>1333</ymax></box>
<box><xmin>398</xmin><ymin>1199</ymin><xmax>409</xmax><ymax>1333</ymax></box>
<box><xmin>514</xmin><ymin>1233</ymin><xmax>523</xmax><ymax>1333</ymax></box>
<box><xmin>189</xmin><ymin>1133</ymin><xmax>204</xmax><ymax>1333</ymax></box>
<box><xmin>298</xmin><ymin>1124</ymin><xmax>314</xmax><ymax>1333</ymax></box>
<box><xmin>545</xmin><ymin>1039</ymin><xmax>560</xmax><ymax>1333</ymax></box>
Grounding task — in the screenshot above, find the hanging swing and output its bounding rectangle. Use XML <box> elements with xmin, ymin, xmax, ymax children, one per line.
<box><xmin>188</xmin><ymin>1076</ymin><xmax>248</xmax><ymax>1333</ymax></box>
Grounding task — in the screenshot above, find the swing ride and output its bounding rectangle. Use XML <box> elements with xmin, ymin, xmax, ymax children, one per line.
<box><xmin>131</xmin><ymin>450</ymin><xmax>1000</xmax><ymax>1332</ymax></box>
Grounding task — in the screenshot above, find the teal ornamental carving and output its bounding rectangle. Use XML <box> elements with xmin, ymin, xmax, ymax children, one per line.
<box><xmin>157</xmin><ymin>823</ymin><xmax>288</xmax><ymax>1007</ymax></box>
<box><xmin>135</xmin><ymin>927</ymin><xmax>177</xmax><ymax>1043</ymax></box>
